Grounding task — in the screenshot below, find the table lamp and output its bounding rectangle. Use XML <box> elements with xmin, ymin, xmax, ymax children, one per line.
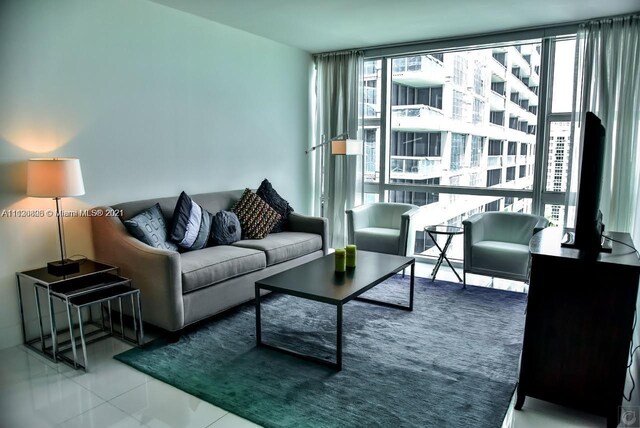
<box><xmin>27</xmin><ymin>158</ymin><xmax>85</xmax><ymax>276</ymax></box>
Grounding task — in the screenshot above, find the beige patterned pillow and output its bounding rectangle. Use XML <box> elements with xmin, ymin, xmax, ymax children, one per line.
<box><xmin>232</xmin><ymin>189</ymin><xmax>282</xmax><ymax>239</ymax></box>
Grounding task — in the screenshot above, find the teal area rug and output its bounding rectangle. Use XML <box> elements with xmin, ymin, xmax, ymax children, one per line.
<box><xmin>115</xmin><ymin>276</ymin><xmax>526</xmax><ymax>428</ymax></box>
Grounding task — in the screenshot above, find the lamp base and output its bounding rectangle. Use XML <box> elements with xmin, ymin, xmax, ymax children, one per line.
<box><xmin>47</xmin><ymin>259</ymin><xmax>80</xmax><ymax>276</ymax></box>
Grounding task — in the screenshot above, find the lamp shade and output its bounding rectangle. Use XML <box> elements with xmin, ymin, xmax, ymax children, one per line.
<box><xmin>330</xmin><ymin>139</ymin><xmax>363</xmax><ymax>156</ymax></box>
<box><xmin>27</xmin><ymin>158</ymin><xmax>85</xmax><ymax>198</ymax></box>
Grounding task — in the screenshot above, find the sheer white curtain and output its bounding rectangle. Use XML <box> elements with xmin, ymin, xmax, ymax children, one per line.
<box><xmin>574</xmin><ymin>15</ymin><xmax>640</xmax><ymax>243</ymax></box>
<box><xmin>574</xmin><ymin>14</ymin><xmax>640</xmax><ymax>410</ymax></box>
<box><xmin>314</xmin><ymin>51</ymin><xmax>363</xmax><ymax>248</ymax></box>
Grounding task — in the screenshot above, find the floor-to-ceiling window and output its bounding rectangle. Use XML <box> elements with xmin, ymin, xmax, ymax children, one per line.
<box><xmin>362</xmin><ymin>36</ymin><xmax>577</xmax><ymax>260</ymax></box>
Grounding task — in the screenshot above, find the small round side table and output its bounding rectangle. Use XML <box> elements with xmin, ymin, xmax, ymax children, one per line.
<box><xmin>425</xmin><ymin>225</ymin><xmax>464</xmax><ymax>282</ymax></box>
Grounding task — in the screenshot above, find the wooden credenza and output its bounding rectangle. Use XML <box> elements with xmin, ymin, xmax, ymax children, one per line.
<box><xmin>516</xmin><ymin>228</ymin><xmax>640</xmax><ymax>428</ymax></box>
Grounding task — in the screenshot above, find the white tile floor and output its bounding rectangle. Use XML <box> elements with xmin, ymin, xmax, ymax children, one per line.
<box><xmin>0</xmin><ymin>263</ymin><xmax>607</xmax><ymax>428</ymax></box>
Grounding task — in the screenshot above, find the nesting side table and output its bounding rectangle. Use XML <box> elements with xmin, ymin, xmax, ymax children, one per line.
<box><xmin>16</xmin><ymin>260</ymin><xmax>143</xmax><ymax>370</ymax></box>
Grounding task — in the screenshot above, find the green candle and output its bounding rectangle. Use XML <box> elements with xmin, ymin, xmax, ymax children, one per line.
<box><xmin>335</xmin><ymin>248</ymin><xmax>346</xmax><ymax>273</ymax></box>
<box><xmin>346</xmin><ymin>244</ymin><xmax>357</xmax><ymax>268</ymax></box>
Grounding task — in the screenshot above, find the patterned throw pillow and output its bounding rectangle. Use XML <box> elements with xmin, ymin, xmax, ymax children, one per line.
<box><xmin>232</xmin><ymin>189</ymin><xmax>282</xmax><ymax>239</ymax></box>
<box><xmin>123</xmin><ymin>204</ymin><xmax>178</xmax><ymax>251</ymax></box>
<box><xmin>256</xmin><ymin>179</ymin><xmax>294</xmax><ymax>233</ymax></box>
<box><xmin>170</xmin><ymin>191</ymin><xmax>213</xmax><ymax>251</ymax></box>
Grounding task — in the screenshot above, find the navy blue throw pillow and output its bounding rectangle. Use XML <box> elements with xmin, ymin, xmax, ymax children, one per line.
<box><xmin>256</xmin><ymin>179</ymin><xmax>294</xmax><ymax>233</ymax></box>
<box><xmin>170</xmin><ymin>192</ymin><xmax>212</xmax><ymax>251</ymax></box>
<box><xmin>210</xmin><ymin>211</ymin><xmax>242</xmax><ymax>246</ymax></box>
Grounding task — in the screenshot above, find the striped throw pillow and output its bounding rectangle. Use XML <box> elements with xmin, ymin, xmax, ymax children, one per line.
<box><xmin>170</xmin><ymin>191</ymin><xmax>212</xmax><ymax>251</ymax></box>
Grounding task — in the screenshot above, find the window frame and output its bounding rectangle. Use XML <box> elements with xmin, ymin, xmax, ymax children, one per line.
<box><xmin>361</xmin><ymin>35</ymin><xmax>578</xmax><ymax>259</ymax></box>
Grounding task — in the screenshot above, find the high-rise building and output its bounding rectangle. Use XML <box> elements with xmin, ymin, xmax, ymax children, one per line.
<box><xmin>364</xmin><ymin>43</ymin><xmax>544</xmax><ymax>256</ymax></box>
<box><xmin>544</xmin><ymin>122</ymin><xmax>571</xmax><ymax>225</ymax></box>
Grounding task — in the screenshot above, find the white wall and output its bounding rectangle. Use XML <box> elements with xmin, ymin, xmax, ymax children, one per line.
<box><xmin>0</xmin><ymin>0</ymin><xmax>313</xmax><ymax>349</ymax></box>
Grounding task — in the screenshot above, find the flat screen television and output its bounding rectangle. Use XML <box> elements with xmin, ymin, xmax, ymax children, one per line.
<box><xmin>562</xmin><ymin>111</ymin><xmax>611</xmax><ymax>252</ymax></box>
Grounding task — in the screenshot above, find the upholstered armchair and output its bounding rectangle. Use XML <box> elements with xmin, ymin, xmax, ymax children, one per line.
<box><xmin>346</xmin><ymin>203</ymin><xmax>420</xmax><ymax>256</ymax></box>
<box><xmin>462</xmin><ymin>212</ymin><xmax>549</xmax><ymax>286</ymax></box>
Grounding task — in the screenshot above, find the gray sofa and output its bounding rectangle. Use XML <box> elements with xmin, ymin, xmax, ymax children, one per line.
<box><xmin>91</xmin><ymin>189</ymin><xmax>328</xmax><ymax>332</ymax></box>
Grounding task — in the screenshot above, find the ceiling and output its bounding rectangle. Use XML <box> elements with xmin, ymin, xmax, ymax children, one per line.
<box><xmin>151</xmin><ymin>0</ymin><xmax>639</xmax><ymax>53</ymax></box>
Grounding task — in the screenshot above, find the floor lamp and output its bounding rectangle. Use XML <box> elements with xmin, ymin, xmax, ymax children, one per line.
<box><xmin>27</xmin><ymin>158</ymin><xmax>85</xmax><ymax>276</ymax></box>
<box><xmin>306</xmin><ymin>134</ymin><xmax>363</xmax><ymax>217</ymax></box>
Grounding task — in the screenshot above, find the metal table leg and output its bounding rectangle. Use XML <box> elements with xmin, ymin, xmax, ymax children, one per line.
<box><xmin>135</xmin><ymin>291</ymin><xmax>144</xmax><ymax>346</ymax></box>
<box><xmin>34</xmin><ymin>286</ymin><xmax>46</xmax><ymax>352</ymax></box>
<box><xmin>65</xmin><ymin>303</ymin><xmax>78</xmax><ymax>369</ymax></box>
<box><xmin>118</xmin><ymin>297</ymin><xmax>124</xmax><ymax>339</ymax></box>
<box><xmin>77</xmin><ymin>306</ymin><xmax>88</xmax><ymax>371</ymax></box>
<box><xmin>16</xmin><ymin>274</ymin><xmax>27</xmax><ymax>345</ymax></box>
<box><xmin>255</xmin><ymin>284</ymin><xmax>262</xmax><ymax>346</ymax></box>
<box><xmin>429</xmin><ymin>233</ymin><xmax>463</xmax><ymax>282</ymax></box>
<box><xmin>336</xmin><ymin>304</ymin><xmax>343</xmax><ymax>371</ymax></box>
<box><xmin>409</xmin><ymin>262</ymin><xmax>415</xmax><ymax>311</ymax></box>
<box><xmin>48</xmin><ymin>291</ymin><xmax>58</xmax><ymax>359</ymax></box>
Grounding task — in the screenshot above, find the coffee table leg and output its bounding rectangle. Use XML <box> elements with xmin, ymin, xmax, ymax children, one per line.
<box><xmin>409</xmin><ymin>262</ymin><xmax>415</xmax><ymax>311</ymax></box>
<box><xmin>336</xmin><ymin>304</ymin><xmax>343</xmax><ymax>371</ymax></box>
<box><xmin>255</xmin><ymin>285</ymin><xmax>262</xmax><ymax>346</ymax></box>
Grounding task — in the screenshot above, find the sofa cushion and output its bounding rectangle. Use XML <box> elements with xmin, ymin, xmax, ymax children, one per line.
<box><xmin>123</xmin><ymin>203</ymin><xmax>178</xmax><ymax>251</ymax></box>
<box><xmin>170</xmin><ymin>191</ymin><xmax>212</xmax><ymax>251</ymax></box>
<box><xmin>354</xmin><ymin>227</ymin><xmax>400</xmax><ymax>255</ymax></box>
<box><xmin>232</xmin><ymin>232</ymin><xmax>322</xmax><ymax>266</ymax></box>
<box><xmin>232</xmin><ymin>189</ymin><xmax>281</xmax><ymax>239</ymax></box>
<box><xmin>181</xmin><ymin>246</ymin><xmax>266</xmax><ymax>294</ymax></box>
<box><xmin>256</xmin><ymin>179</ymin><xmax>294</xmax><ymax>233</ymax></box>
<box><xmin>472</xmin><ymin>241</ymin><xmax>531</xmax><ymax>278</ymax></box>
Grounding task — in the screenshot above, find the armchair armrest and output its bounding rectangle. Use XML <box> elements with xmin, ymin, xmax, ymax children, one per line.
<box><xmin>462</xmin><ymin>214</ymin><xmax>485</xmax><ymax>270</ymax></box>
<box><xmin>346</xmin><ymin>204</ymin><xmax>373</xmax><ymax>246</ymax></box>
<box><xmin>400</xmin><ymin>206</ymin><xmax>420</xmax><ymax>256</ymax></box>
<box><xmin>288</xmin><ymin>212</ymin><xmax>329</xmax><ymax>255</ymax></box>
<box><xmin>346</xmin><ymin>204</ymin><xmax>372</xmax><ymax>230</ymax></box>
<box><xmin>462</xmin><ymin>214</ymin><xmax>486</xmax><ymax>245</ymax></box>
<box><xmin>91</xmin><ymin>207</ymin><xmax>184</xmax><ymax>331</ymax></box>
<box><xmin>533</xmin><ymin>217</ymin><xmax>550</xmax><ymax>235</ymax></box>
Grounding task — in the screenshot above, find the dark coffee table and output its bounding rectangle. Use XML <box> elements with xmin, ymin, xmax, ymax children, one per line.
<box><xmin>255</xmin><ymin>250</ymin><xmax>415</xmax><ymax>370</ymax></box>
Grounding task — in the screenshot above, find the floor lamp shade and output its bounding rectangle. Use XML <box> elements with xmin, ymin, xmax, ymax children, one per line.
<box><xmin>331</xmin><ymin>139</ymin><xmax>363</xmax><ymax>156</ymax></box>
<box><xmin>27</xmin><ymin>158</ymin><xmax>85</xmax><ymax>198</ymax></box>
<box><xmin>27</xmin><ymin>158</ymin><xmax>85</xmax><ymax>275</ymax></box>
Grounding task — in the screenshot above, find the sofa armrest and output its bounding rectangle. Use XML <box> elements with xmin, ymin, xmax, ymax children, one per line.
<box><xmin>91</xmin><ymin>207</ymin><xmax>184</xmax><ymax>332</ymax></box>
<box><xmin>288</xmin><ymin>212</ymin><xmax>329</xmax><ymax>255</ymax></box>
<box><xmin>400</xmin><ymin>206</ymin><xmax>420</xmax><ymax>256</ymax></box>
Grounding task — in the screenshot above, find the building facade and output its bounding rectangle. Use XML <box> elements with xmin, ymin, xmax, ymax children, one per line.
<box><xmin>363</xmin><ymin>43</ymin><xmax>551</xmax><ymax>256</ymax></box>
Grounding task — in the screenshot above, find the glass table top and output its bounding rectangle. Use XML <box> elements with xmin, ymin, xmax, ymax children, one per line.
<box><xmin>425</xmin><ymin>225</ymin><xmax>463</xmax><ymax>235</ymax></box>
<box><xmin>18</xmin><ymin>260</ymin><xmax>117</xmax><ymax>285</ymax></box>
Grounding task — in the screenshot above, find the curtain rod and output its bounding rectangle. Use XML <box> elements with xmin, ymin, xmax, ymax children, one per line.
<box><xmin>314</xmin><ymin>49</ymin><xmax>363</xmax><ymax>59</ymax></box>
<box><xmin>314</xmin><ymin>11</ymin><xmax>639</xmax><ymax>58</ymax></box>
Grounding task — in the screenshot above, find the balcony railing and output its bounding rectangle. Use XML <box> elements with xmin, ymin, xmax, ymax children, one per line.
<box><xmin>489</xmin><ymin>91</ymin><xmax>506</xmax><ymax>111</ymax></box>
<box><xmin>392</xmin><ymin>55</ymin><xmax>445</xmax><ymax>87</ymax></box>
<box><xmin>390</xmin><ymin>156</ymin><xmax>442</xmax><ymax>180</ymax></box>
<box><xmin>487</xmin><ymin>156</ymin><xmax>503</xmax><ymax>167</ymax></box>
<box><xmin>391</xmin><ymin>104</ymin><xmax>445</xmax><ymax>131</ymax></box>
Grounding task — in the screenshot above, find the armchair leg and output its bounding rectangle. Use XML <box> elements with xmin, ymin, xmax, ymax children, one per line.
<box><xmin>463</xmin><ymin>270</ymin><xmax>466</xmax><ymax>289</ymax></box>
